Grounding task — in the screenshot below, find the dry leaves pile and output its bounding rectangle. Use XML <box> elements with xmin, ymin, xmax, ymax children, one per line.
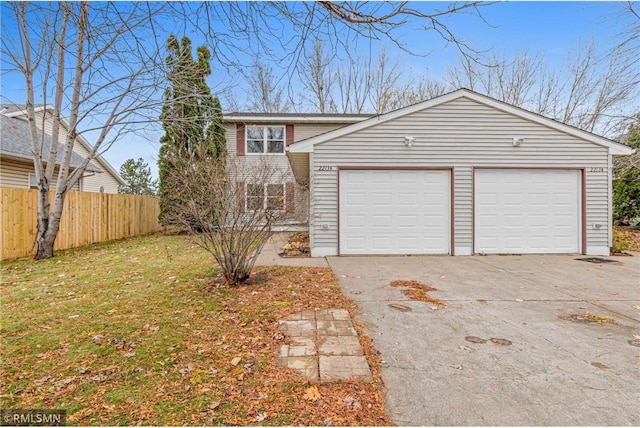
<box><xmin>280</xmin><ymin>232</ymin><xmax>311</xmax><ymax>257</ymax></box>
<box><xmin>390</xmin><ymin>280</ymin><xmax>446</xmax><ymax>307</ymax></box>
<box><xmin>0</xmin><ymin>234</ymin><xmax>391</xmax><ymax>426</ymax></box>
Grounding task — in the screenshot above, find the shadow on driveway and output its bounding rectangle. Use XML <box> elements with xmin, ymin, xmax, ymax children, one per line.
<box><xmin>328</xmin><ymin>254</ymin><xmax>640</xmax><ymax>426</ymax></box>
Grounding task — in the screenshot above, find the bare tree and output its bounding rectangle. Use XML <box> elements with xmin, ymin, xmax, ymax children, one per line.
<box><xmin>1</xmin><ymin>2</ymin><xmax>166</xmax><ymax>259</ymax></box>
<box><xmin>446</xmin><ymin>42</ymin><xmax>639</xmax><ymax>137</ymax></box>
<box><xmin>447</xmin><ymin>52</ymin><xmax>543</xmax><ymax>107</ymax></box>
<box><xmin>370</xmin><ymin>48</ymin><xmax>403</xmax><ymax>114</ymax></box>
<box><xmin>299</xmin><ymin>38</ymin><xmax>335</xmax><ymax>113</ymax></box>
<box><xmin>381</xmin><ymin>77</ymin><xmax>449</xmax><ymax>112</ymax></box>
<box><xmin>333</xmin><ymin>58</ymin><xmax>374</xmax><ymax>114</ymax></box>
<box><xmin>2</xmin><ymin>1</ymin><xmax>492</xmax><ymax>260</ymax></box>
<box><xmin>247</xmin><ymin>62</ymin><xmax>291</xmax><ymax>113</ymax></box>
<box><xmin>608</xmin><ymin>1</ymin><xmax>640</xmax><ymax>90</ymax></box>
<box><xmin>166</xmin><ymin>156</ymin><xmax>293</xmax><ymax>286</ymax></box>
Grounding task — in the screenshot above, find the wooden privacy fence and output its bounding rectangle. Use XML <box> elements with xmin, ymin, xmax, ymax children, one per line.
<box><xmin>1</xmin><ymin>187</ymin><xmax>161</xmax><ymax>260</ymax></box>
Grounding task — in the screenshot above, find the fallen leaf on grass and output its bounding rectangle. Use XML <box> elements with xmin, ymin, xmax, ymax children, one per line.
<box><xmin>342</xmin><ymin>396</ymin><xmax>361</xmax><ymax>409</ymax></box>
<box><xmin>256</xmin><ymin>413</ymin><xmax>267</xmax><ymax>422</ymax></box>
<box><xmin>273</xmin><ymin>301</ymin><xmax>291</xmax><ymax>307</ymax></box>
<box><xmin>303</xmin><ymin>385</ymin><xmax>321</xmax><ymax>401</ymax></box>
<box><xmin>230</xmin><ymin>357</ymin><xmax>242</xmax><ymax>366</ymax></box>
<box><xmin>33</xmin><ymin>375</ymin><xmax>52</xmax><ymax>386</ymax></box>
<box><xmin>465</xmin><ymin>336</ymin><xmax>487</xmax><ymax>344</ymax></box>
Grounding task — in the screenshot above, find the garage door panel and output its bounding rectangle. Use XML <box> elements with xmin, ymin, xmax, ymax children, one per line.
<box><xmin>475</xmin><ymin>169</ymin><xmax>580</xmax><ymax>254</ymax></box>
<box><xmin>398</xmin><ymin>236</ymin><xmax>419</xmax><ymax>250</ymax></box>
<box><xmin>340</xmin><ymin>169</ymin><xmax>450</xmax><ymax>255</ymax></box>
<box><xmin>345</xmin><ymin>214</ymin><xmax>366</xmax><ymax>228</ymax></box>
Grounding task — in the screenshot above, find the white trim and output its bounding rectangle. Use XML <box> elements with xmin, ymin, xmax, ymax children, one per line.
<box><xmin>245</xmin><ymin>125</ymin><xmax>286</xmax><ymax>155</ymax></box>
<box><xmin>607</xmin><ymin>153</ymin><xmax>613</xmax><ymax>248</ymax></box>
<box><xmin>4</xmin><ymin>105</ymin><xmax>50</xmax><ymax>118</ymax></box>
<box><xmin>225</xmin><ymin>114</ymin><xmax>369</xmax><ymax>124</ymax></box>
<box><xmin>28</xmin><ymin>173</ymin><xmax>37</xmax><ymax>189</ymax></box>
<box><xmin>454</xmin><ymin>246</ymin><xmax>473</xmax><ymax>256</ymax></box>
<box><xmin>288</xmin><ymin>89</ymin><xmax>634</xmax><ymax>156</ymax></box>
<box><xmin>586</xmin><ymin>246</ymin><xmax>610</xmax><ymax>256</ymax></box>
<box><xmin>311</xmin><ymin>246</ymin><xmax>337</xmax><ymax>257</ymax></box>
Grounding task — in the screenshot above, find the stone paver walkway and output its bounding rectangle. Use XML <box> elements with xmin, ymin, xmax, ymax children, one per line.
<box><xmin>277</xmin><ymin>309</ymin><xmax>372</xmax><ymax>382</ymax></box>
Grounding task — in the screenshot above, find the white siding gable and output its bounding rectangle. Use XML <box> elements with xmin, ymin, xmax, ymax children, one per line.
<box><xmin>310</xmin><ymin>97</ymin><xmax>612</xmax><ymax>256</ymax></box>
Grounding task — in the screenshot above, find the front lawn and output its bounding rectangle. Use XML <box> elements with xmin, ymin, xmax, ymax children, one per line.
<box><xmin>0</xmin><ymin>234</ymin><xmax>390</xmax><ymax>426</ymax></box>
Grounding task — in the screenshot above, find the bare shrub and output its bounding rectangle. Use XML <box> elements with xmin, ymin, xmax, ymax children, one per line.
<box><xmin>166</xmin><ymin>156</ymin><xmax>293</xmax><ymax>286</ymax></box>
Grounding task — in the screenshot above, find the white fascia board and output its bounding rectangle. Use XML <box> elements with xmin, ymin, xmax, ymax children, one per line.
<box><xmin>223</xmin><ymin>114</ymin><xmax>369</xmax><ymax>124</ymax></box>
<box><xmin>288</xmin><ymin>88</ymin><xmax>634</xmax><ymax>155</ymax></box>
<box><xmin>4</xmin><ymin>104</ymin><xmax>52</xmax><ymax>118</ymax></box>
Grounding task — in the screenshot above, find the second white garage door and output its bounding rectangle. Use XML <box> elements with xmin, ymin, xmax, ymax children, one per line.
<box><xmin>474</xmin><ymin>169</ymin><xmax>581</xmax><ymax>254</ymax></box>
<box><xmin>339</xmin><ymin>169</ymin><xmax>450</xmax><ymax>255</ymax></box>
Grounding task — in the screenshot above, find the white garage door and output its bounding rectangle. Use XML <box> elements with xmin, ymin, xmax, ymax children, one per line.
<box><xmin>475</xmin><ymin>169</ymin><xmax>581</xmax><ymax>254</ymax></box>
<box><xmin>339</xmin><ymin>169</ymin><xmax>450</xmax><ymax>255</ymax></box>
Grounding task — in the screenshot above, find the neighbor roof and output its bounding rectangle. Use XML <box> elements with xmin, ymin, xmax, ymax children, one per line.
<box><xmin>1</xmin><ymin>103</ymin><xmax>49</xmax><ymax>117</ymax></box>
<box><xmin>288</xmin><ymin>88</ymin><xmax>635</xmax><ymax>156</ymax></box>
<box><xmin>1</xmin><ymin>104</ymin><xmax>124</xmax><ymax>184</ymax></box>
<box><xmin>0</xmin><ymin>114</ymin><xmax>101</xmax><ymax>172</ymax></box>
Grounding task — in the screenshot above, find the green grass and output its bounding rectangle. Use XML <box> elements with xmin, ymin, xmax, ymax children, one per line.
<box><xmin>1</xmin><ymin>234</ymin><xmax>222</xmax><ymax>424</ymax></box>
<box><xmin>1</xmin><ymin>233</ymin><xmax>391</xmax><ymax>426</ymax></box>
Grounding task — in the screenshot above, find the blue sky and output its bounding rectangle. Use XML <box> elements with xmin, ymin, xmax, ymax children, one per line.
<box><xmin>1</xmin><ymin>1</ymin><xmax>636</xmax><ymax>179</ymax></box>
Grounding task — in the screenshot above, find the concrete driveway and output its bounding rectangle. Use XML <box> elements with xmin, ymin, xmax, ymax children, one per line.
<box><xmin>327</xmin><ymin>254</ymin><xmax>640</xmax><ymax>426</ymax></box>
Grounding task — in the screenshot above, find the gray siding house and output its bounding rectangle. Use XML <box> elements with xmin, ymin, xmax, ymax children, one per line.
<box><xmin>0</xmin><ymin>104</ymin><xmax>123</xmax><ymax>193</ymax></box>
<box><xmin>287</xmin><ymin>89</ymin><xmax>634</xmax><ymax>257</ymax></box>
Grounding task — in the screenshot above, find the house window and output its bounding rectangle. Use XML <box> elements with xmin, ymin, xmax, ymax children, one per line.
<box><xmin>246</xmin><ymin>126</ymin><xmax>285</xmax><ymax>154</ymax></box>
<box><xmin>266</xmin><ymin>184</ymin><xmax>284</xmax><ymax>210</ymax></box>
<box><xmin>28</xmin><ymin>173</ymin><xmax>38</xmax><ymax>189</ymax></box>
<box><xmin>246</xmin><ymin>184</ymin><xmax>265</xmax><ymax>211</ymax></box>
<box><xmin>246</xmin><ymin>183</ymin><xmax>285</xmax><ymax>211</ymax></box>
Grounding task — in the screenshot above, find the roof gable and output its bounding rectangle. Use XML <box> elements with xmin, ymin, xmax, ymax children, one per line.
<box><xmin>288</xmin><ymin>88</ymin><xmax>634</xmax><ymax>156</ymax></box>
<box><xmin>2</xmin><ymin>105</ymin><xmax>124</xmax><ymax>184</ymax></box>
<box><xmin>0</xmin><ymin>115</ymin><xmax>101</xmax><ymax>172</ymax></box>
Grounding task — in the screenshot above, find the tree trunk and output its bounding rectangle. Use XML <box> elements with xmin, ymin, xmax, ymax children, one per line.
<box><xmin>34</xmin><ymin>189</ymin><xmax>65</xmax><ymax>260</ymax></box>
<box><xmin>35</xmin><ymin>232</ymin><xmax>56</xmax><ymax>260</ymax></box>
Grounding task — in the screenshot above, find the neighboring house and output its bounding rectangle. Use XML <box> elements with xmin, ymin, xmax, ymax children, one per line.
<box><xmin>0</xmin><ymin>104</ymin><xmax>123</xmax><ymax>193</ymax></box>
<box><xmin>222</xmin><ymin>113</ymin><xmax>370</xmax><ymax>226</ymax></box>
<box><xmin>287</xmin><ymin>88</ymin><xmax>634</xmax><ymax>257</ymax></box>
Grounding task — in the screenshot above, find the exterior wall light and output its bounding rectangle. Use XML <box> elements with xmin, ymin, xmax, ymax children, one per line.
<box><xmin>512</xmin><ymin>137</ymin><xmax>524</xmax><ymax>147</ymax></box>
